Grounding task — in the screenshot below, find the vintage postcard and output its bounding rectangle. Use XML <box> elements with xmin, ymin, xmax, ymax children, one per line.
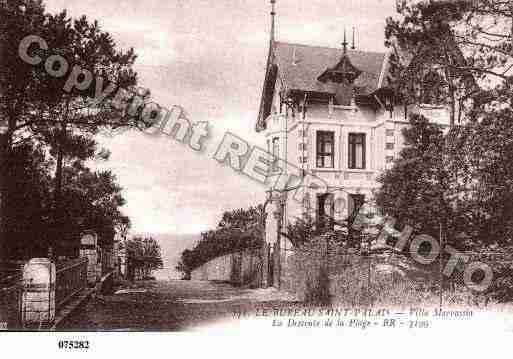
<box><xmin>1</xmin><ymin>0</ymin><xmax>513</xmax><ymax>356</ymax></box>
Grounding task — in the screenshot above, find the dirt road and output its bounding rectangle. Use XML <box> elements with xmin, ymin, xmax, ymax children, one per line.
<box><xmin>60</xmin><ymin>280</ymin><xmax>297</xmax><ymax>331</ymax></box>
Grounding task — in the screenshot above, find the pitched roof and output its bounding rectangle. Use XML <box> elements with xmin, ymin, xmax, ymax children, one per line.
<box><xmin>256</xmin><ymin>41</ymin><xmax>391</xmax><ymax>131</ymax></box>
<box><xmin>273</xmin><ymin>41</ymin><xmax>389</xmax><ymax>95</ymax></box>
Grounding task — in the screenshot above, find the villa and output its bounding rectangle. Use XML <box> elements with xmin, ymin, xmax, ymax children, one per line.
<box><xmin>256</xmin><ymin>2</ymin><xmax>451</xmax><ymax>247</ymax></box>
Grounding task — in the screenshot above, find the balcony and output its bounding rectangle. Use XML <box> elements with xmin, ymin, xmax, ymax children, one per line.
<box><xmin>342</xmin><ymin>170</ymin><xmax>375</xmax><ymax>182</ymax></box>
<box><xmin>309</xmin><ymin>169</ymin><xmax>377</xmax><ymax>187</ymax></box>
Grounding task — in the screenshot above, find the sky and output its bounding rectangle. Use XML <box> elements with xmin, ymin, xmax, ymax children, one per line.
<box><xmin>43</xmin><ymin>0</ymin><xmax>397</xmax><ymax>235</ymax></box>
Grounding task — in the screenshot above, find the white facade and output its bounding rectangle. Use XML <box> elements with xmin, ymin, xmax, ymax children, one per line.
<box><xmin>260</xmin><ymin>82</ymin><xmax>450</xmax><ymax>246</ymax></box>
<box><xmin>255</xmin><ymin>39</ymin><xmax>453</xmax><ymax>247</ymax></box>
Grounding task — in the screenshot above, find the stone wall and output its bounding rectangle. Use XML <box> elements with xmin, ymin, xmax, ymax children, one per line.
<box><xmin>190</xmin><ymin>254</ymin><xmax>233</xmax><ymax>281</ymax></box>
<box><xmin>239</xmin><ymin>249</ymin><xmax>264</xmax><ymax>287</ymax></box>
<box><xmin>190</xmin><ymin>247</ymin><xmax>266</xmax><ymax>287</ymax></box>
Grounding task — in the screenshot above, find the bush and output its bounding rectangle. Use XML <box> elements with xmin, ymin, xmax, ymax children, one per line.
<box><xmin>304</xmin><ymin>265</ymin><xmax>331</xmax><ymax>306</ymax></box>
<box><xmin>485</xmin><ymin>263</ymin><xmax>513</xmax><ymax>303</ymax></box>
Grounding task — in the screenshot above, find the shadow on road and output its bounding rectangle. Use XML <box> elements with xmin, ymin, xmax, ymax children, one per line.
<box><xmin>59</xmin><ymin>279</ymin><xmax>298</xmax><ymax>331</ymax></box>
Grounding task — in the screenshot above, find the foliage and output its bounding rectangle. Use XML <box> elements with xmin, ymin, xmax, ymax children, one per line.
<box><xmin>2</xmin><ymin>142</ymin><xmax>52</xmax><ymax>258</ymax></box>
<box><xmin>0</xmin><ymin>0</ymin><xmax>148</xmax><ymax>258</ymax></box>
<box><xmin>0</xmin><ymin>0</ymin><xmax>143</xmax><ymax>143</ymax></box>
<box><xmin>125</xmin><ymin>236</ymin><xmax>164</xmax><ymax>280</ymax></box>
<box><xmin>379</xmin><ymin>1</ymin><xmax>513</xmax><ymax>249</ymax></box>
<box><xmin>488</xmin><ymin>261</ymin><xmax>513</xmax><ymax>303</ymax></box>
<box><xmin>445</xmin><ymin>108</ymin><xmax>513</xmax><ymax>246</ymax></box>
<box><xmin>1</xmin><ymin>139</ymin><xmax>129</xmax><ymax>259</ymax></box>
<box><xmin>176</xmin><ymin>205</ymin><xmax>264</xmax><ymax>277</ymax></box>
<box><xmin>375</xmin><ymin>114</ymin><xmax>449</xmax><ymax>239</ymax></box>
<box><xmin>304</xmin><ymin>264</ymin><xmax>332</xmax><ymax>307</ymax></box>
<box><xmin>286</xmin><ymin>204</ymin><xmax>369</xmax><ymax>248</ymax></box>
<box><xmin>59</xmin><ymin>163</ymin><xmax>128</xmax><ymax>250</ymax></box>
<box><xmin>286</xmin><ymin>213</ymin><xmax>320</xmax><ymax>248</ymax></box>
<box><xmin>217</xmin><ymin>206</ymin><xmax>263</xmax><ymax>232</ymax></box>
<box><xmin>385</xmin><ymin>0</ymin><xmax>513</xmax><ymax>124</ymax></box>
<box><xmin>376</xmin><ymin>108</ymin><xmax>513</xmax><ymax>248</ymax></box>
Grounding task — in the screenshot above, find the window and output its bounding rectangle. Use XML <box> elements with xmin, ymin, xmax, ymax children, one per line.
<box><xmin>386</xmin><ymin>142</ymin><xmax>394</xmax><ymax>150</ymax></box>
<box><xmin>316</xmin><ymin>131</ymin><xmax>334</xmax><ymax>168</ymax></box>
<box><xmin>386</xmin><ymin>129</ymin><xmax>395</xmax><ymax>137</ymax></box>
<box><xmin>348</xmin><ymin>133</ymin><xmax>366</xmax><ymax>169</ymax></box>
<box><xmin>303</xmin><ymin>194</ymin><xmax>311</xmax><ymax>211</ymax></box>
<box><xmin>272</xmin><ymin>137</ymin><xmax>279</xmax><ymax>157</ymax></box>
<box><xmin>272</xmin><ymin>137</ymin><xmax>280</xmax><ymax>171</ymax></box>
<box><xmin>386</xmin><ymin>156</ymin><xmax>394</xmax><ymax>163</ymax></box>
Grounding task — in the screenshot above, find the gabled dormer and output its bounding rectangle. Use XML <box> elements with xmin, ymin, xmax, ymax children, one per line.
<box><xmin>317</xmin><ymin>31</ymin><xmax>364</xmax><ymax>107</ymax></box>
<box><xmin>317</xmin><ymin>52</ymin><xmax>362</xmax><ymax>84</ymax></box>
<box><xmin>256</xmin><ymin>7</ymin><xmax>391</xmax><ymax>132</ymax></box>
<box><xmin>317</xmin><ymin>51</ymin><xmax>362</xmax><ymax>106</ymax></box>
<box><xmin>256</xmin><ymin>41</ymin><xmax>390</xmax><ymax>131</ymax></box>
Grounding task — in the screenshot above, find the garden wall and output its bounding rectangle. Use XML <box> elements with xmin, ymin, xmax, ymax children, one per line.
<box><xmin>190</xmin><ymin>254</ymin><xmax>232</xmax><ymax>281</ymax></box>
<box><xmin>190</xmin><ymin>247</ymin><xmax>267</xmax><ymax>287</ymax></box>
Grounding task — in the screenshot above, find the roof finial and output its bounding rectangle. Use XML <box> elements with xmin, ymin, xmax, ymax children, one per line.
<box><xmin>352</xmin><ymin>26</ymin><xmax>356</xmax><ymax>50</ymax></box>
<box><xmin>269</xmin><ymin>0</ymin><xmax>277</xmax><ymax>63</ymax></box>
<box><xmin>270</xmin><ymin>0</ymin><xmax>276</xmax><ymax>44</ymax></box>
<box><xmin>342</xmin><ymin>27</ymin><xmax>348</xmax><ymax>54</ymax></box>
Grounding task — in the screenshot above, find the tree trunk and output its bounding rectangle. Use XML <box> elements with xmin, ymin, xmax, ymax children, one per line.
<box><xmin>510</xmin><ymin>2</ymin><xmax>513</xmax><ymax>46</ymax></box>
<box><xmin>54</xmin><ymin>123</ymin><xmax>68</xmax><ymax>207</ymax></box>
<box><xmin>54</xmin><ymin>143</ymin><xmax>63</xmax><ymax>211</ymax></box>
<box><xmin>0</xmin><ymin>133</ymin><xmax>7</xmax><ymax>260</ymax></box>
<box><xmin>52</xmin><ymin>123</ymin><xmax>67</xmax><ymax>256</ymax></box>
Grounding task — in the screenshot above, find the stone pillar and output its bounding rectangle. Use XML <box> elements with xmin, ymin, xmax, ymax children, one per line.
<box><xmin>274</xmin><ymin>239</ymin><xmax>281</xmax><ymax>289</ymax></box>
<box><xmin>119</xmin><ymin>245</ymin><xmax>127</xmax><ymax>278</ymax></box>
<box><xmin>79</xmin><ymin>232</ymin><xmax>101</xmax><ymax>285</ymax></box>
<box><xmin>81</xmin><ymin>247</ymin><xmax>100</xmax><ymax>285</ymax></box>
<box><xmin>22</xmin><ymin>258</ymin><xmax>56</xmax><ymax>326</ymax></box>
<box><xmin>265</xmin><ymin>199</ymin><xmax>279</xmax><ymax>245</ymax></box>
<box><xmin>261</xmin><ymin>243</ymin><xmax>270</xmax><ymax>288</ymax></box>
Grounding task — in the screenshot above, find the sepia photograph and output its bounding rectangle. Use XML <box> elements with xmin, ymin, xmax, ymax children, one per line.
<box><xmin>1</xmin><ymin>0</ymin><xmax>513</xmax><ymax>356</ymax></box>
